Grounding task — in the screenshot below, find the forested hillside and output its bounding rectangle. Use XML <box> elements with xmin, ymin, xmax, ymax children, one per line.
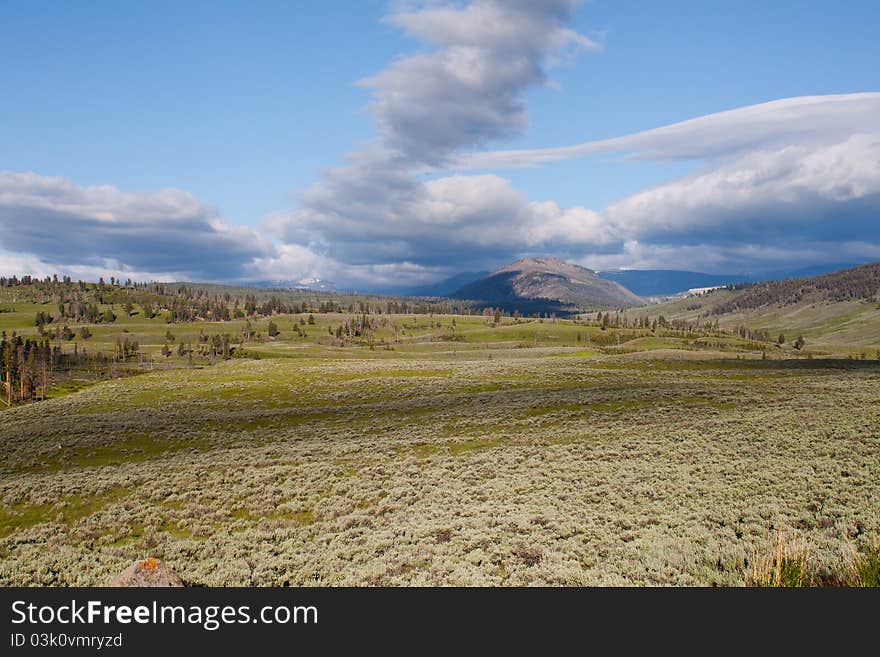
<box><xmin>710</xmin><ymin>262</ymin><xmax>880</xmax><ymax>314</ymax></box>
<box><xmin>624</xmin><ymin>262</ymin><xmax>880</xmax><ymax>350</ymax></box>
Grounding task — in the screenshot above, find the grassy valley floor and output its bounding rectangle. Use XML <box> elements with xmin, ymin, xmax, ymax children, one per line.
<box><xmin>2</xmin><ymin>336</ymin><xmax>878</xmax><ymax>585</ymax></box>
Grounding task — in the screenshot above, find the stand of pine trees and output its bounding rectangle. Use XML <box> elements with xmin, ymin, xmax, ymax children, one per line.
<box><xmin>1</xmin><ymin>334</ymin><xmax>54</xmax><ymax>405</ymax></box>
<box><xmin>2</xmin><ymin>275</ymin><xmax>476</xmax><ymax>325</ymax></box>
<box><xmin>0</xmin><ymin>332</ymin><xmax>130</xmax><ymax>407</ymax></box>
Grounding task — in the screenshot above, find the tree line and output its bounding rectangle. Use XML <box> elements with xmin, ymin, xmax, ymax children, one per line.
<box><xmin>1</xmin><ymin>275</ymin><xmax>476</xmax><ymax>324</ymax></box>
<box><xmin>712</xmin><ymin>262</ymin><xmax>880</xmax><ymax>315</ymax></box>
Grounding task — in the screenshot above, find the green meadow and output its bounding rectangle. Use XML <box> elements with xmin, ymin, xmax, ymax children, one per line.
<box><xmin>1</xmin><ymin>290</ymin><xmax>878</xmax><ymax>585</ymax></box>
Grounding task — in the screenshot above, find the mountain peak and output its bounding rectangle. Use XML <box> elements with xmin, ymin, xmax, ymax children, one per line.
<box><xmin>452</xmin><ymin>257</ymin><xmax>642</xmax><ymax>312</ymax></box>
<box><xmin>504</xmin><ymin>256</ymin><xmax>592</xmax><ymax>271</ymax></box>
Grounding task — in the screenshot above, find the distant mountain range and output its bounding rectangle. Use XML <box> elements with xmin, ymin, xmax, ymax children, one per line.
<box><xmin>451</xmin><ymin>257</ymin><xmax>643</xmax><ymax>312</ymax></box>
<box><xmin>248</xmin><ymin>261</ymin><xmax>865</xmax><ymax>300</ymax></box>
<box><xmin>423</xmin><ymin>262</ymin><xmax>864</xmax><ymax>299</ymax></box>
<box><xmin>403</xmin><ymin>271</ymin><xmax>491</xmax><ymax>297</ymax></box>
<box><xmin>596</xmin><ymin>270</ymin><xmax>751</xmax><ymax>296</ymax></box>
<box><xmin>598</xmin><ymin>263</ymin><xmax>864</xmax><ymax>296</ymax></box>
<box><xmin>248</xmin><ymin>278</ymin><xmax>338</xmax><ymax>292</ymax></box>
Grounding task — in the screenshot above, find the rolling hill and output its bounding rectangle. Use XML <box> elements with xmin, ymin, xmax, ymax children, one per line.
<box><xmin>627</xmin><ymin>261</ymin><xmax>880</xmax><ymax>348</ymax></box>
<box><xmin>452</xmin><ymin>257</ymin><xmax>644</xmax><ymax>313</ymax></box>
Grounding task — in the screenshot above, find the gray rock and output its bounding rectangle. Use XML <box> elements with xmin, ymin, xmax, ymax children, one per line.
<box><xmin>111</xmin><ymin>558</ymin><xmax>184</xmax><ymax>587</ymax></box>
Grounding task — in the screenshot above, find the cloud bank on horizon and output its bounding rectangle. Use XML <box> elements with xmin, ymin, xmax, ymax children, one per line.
<box><xmin>0</xmin><ymin>171</ymin><xmax>270</xmax><ymax>282</ymax></box>
<box><xmin>1</xmin><ymin>0</ymin><xmax>879</xmax><ymax>289</ymax></box>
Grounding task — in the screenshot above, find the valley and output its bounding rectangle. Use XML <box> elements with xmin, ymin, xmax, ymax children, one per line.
<box><xmin>1</xmin><ymin>265</ymin><xmax>879</xmax><ymax>586</ymax></box>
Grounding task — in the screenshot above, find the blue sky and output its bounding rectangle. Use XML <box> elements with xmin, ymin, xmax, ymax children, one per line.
<box><xmin>1</xmin><ymin>1</ymin><xmax>394</xmax><ymax>223</ymax></box>
<box><xmin>1</xmin><ymin>1</ymin><xmax>879</xmax><ymax>289</ymax></box>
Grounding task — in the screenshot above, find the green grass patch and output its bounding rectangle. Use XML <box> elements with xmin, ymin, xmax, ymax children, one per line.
<box><xmin>229</xmin><ymin>507</ymin><xmax>315</xmax><ymax>527</ymax></box>
<box><xmin>447</xmin><ymin>437</ymin><xmax>506</xmax><ymax>454</ymax></box>
<box><xmin>0</xmin><ymin>486</ymin><xmax>129</xmax><ymax>538</ymax></box>
<box><xmin>33</xmin><ymin>434</ymin><xmax>212</xmax><ymax>473</ymax></box>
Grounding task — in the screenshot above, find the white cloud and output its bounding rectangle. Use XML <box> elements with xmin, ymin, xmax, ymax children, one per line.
<box><xmin>246</xmin><ymin>242</ymin><xmax>453</xmax><ymax>290</ymax></box>
<box><xmin>604</xmin><ymin>134</ymin><xmax>880</xmax><ymax>243</ymax></box>
<box><xmin>0</xmin><ymin>249</ymin><xmax>186</xmax><ymax>283</ymax></box>
<box><xmin>574</xmin><ymin>239</ymin><xmax>880</xmax><ymax>275</ymax></box>
<box><xmin>361</xmin><ymin>0</ymin><xmax>597</xmax><ymax>165</ymax></box>
<box><xmin>268</xmin><ymin>0</ymin><xmax>602</xmax><ymax>281</ymax></box>
<box><xmin>272</xmin><ymin>92</ymin><xmax>880</xmax><ymax>282</ymax></box>
<box><xmin>454</xmin><ymin>92</ymin><xmax>880</xmax><ymax>169</ymax></box>
<box><xmin>5</xmin><ymin>2</ymin><xmax>879</xmax><ymax>289</ymax></box>
<box><xmin>0</xmin><ymin>171</ymin><xmax>270</xmax><ymax>281</ymax></box>
<box><xmin>272</xmin><ymin>171</ymin><xmax>609</xmax><ymax>271</ymax></box>
<box><xmin>437</xmin><ymin>92</ymin><xmax>880</xmax><ymax>275</ymax></box>
<box><xmin>268</xmin><ymin>0</ymin><xmax>880</xmax><ymax>286</ymax></box>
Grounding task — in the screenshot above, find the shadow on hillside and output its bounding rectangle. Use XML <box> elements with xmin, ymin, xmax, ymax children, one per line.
<box><xmin>696</xmin><ymin>358</ymin><xmax>880</xmax><ymax>371</ymax></box>
<box><xmin>452</xmin><ymin>271</ymin><xmax>583</xmax><ymax>316</ymax></box>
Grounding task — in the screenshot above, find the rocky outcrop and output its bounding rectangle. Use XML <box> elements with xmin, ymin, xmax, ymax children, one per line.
<box><xmin>111</xmin><ymin>558</ymin><xmax>184</xmax><ymax>587</ymax></box>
